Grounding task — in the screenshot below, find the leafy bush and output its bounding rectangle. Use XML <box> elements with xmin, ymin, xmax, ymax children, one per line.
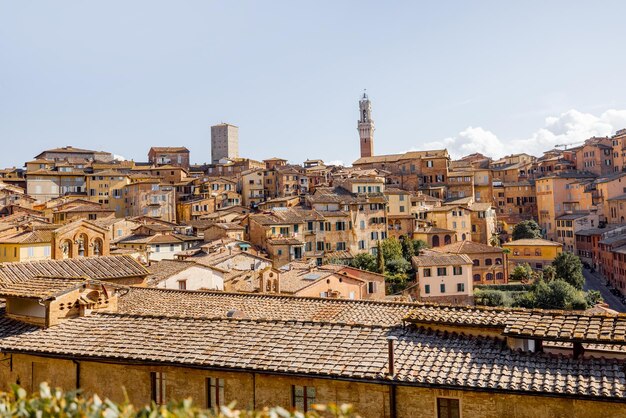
<box><xmin>474</xmin><ymin>289</ymin><xmax>505</xmax><ymax>307</ymax></box>
<box><xmin>0</xmin><ymin>383</ymin><xmax>360</xmax><ymax>418</ymax></box>
<box><xmin>349</xmin><ymin>253</ymin><xmax>377</xmax><ymax>273</ymax></box>
<box><xmin>513</xmin><ymin>278</ymin><xmax>588</xmax><ymax>310</ymax></box>
<box><xmin>511</xmin><ymin>220</ymin><xmax>542</xmax><ymax>240</ymax></box>
<box><xmin>510</xmin><ymin>264</ymin><xmax>533</xmax><ymax>282</ymax></box>
<box><xmin>552</xmin><ymin>252</ymin><xmax>585</xmax><ymax>290</ymax></box>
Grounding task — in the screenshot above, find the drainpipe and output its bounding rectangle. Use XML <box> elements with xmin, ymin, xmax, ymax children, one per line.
<box><xmin>387</xmin><ymin>336</ymin><xmax>398</xmax><ymax>418</ymax></box>
<box><xmin>73</xmin><ymin>360</ymin><xmax>80</xmax><ymax>389</ymax></box>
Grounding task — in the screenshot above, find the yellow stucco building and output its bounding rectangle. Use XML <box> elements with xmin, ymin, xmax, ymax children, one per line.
<box><xmin>502</xmin><ymin>238</ymin><xmax>563</xmax><ymax>270</ymax></box>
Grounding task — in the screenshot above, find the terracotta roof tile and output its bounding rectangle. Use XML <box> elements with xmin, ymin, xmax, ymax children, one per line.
<box><xmin>1</xmin><ymin>314</ymin><xmax>623</xmax><ymax>400</ymax></box>
<box><xmin>0</xmin><ymin>256</ymin><xmax>148</xmax><ymax>283</ymax></box>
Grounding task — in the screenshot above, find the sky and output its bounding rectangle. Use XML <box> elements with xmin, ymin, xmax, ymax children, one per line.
<box><xmin>2</xmin><ymin>1</ymin><xmax>626</xmax><ymax>168</ymax></box>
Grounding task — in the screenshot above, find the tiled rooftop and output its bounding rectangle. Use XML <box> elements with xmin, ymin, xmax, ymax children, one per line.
<box><xmin>117</xmin><ymin>288</ymin><xmax>417</xmax><ymax>326</ymax></box>
<box><xmin>0</xmin><ymin>255</ymin><xmax>149</xmax><ymax>284</ymax></box>
<box><xmin>1</xmin><ymin>313</ymin><xmax>622</xmax><ymax>400</ymax></box>
<box><xmin>0</xmin><ymin>277</ymin><xmax>85</xmax><ymax>299</ymax></box>
<box><xmin>504</xmin><ymin>311</ymin><xmax>626</xmax><ymax>344</ymax></box>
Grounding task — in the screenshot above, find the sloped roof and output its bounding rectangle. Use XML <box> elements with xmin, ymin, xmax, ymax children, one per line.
<box><xmin>0</xmin><ymin>256</ymin><xmax>148</xmax><ymax>283</ymax></box>
<box><xmin>433</xmin><ymin>241</ymin><xmax>503</xmax><ymax>255</ymax></box>
<box><xmin>411</xmin><ymin>251</ymin><xmax>473</xmax><ymax>267</ymax></box>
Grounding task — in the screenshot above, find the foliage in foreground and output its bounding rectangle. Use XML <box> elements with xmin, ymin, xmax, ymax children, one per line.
<box><xmin>0</xmin><ymin>383</ymin><xmax>360</xmax><ymax>418</ymax></box>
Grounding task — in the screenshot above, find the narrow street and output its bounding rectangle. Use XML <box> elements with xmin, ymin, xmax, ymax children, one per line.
<box><xmin>582</xmin><ymin>268</ymin><xmax>626</xmax><ymax>313</ymax></box>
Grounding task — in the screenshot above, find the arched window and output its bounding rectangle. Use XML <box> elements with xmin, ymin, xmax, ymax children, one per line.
<box><xmin>473</xmin><ymin>274</ymin><xmax>481</xmax><ymax>282</ymax></box>
<box><xmin>461</xmin><ymin>233</ymin><xmax>466</xmax><ymax>241</ymax></box>
<box><xmin>513</xmin><ymin>249</ymin><xmax>520</xmax><ymax>256</ymax></box>
<box><xmin>486</xmin><ymin>273</ymin><xmax>494</xmax><ymax>280</ymax></box>
<box><xmin>535</xmin><ymin>249</ymin><xmax>542</xmax><ymax>256</ymax></box>
<box><xmin>444</xmin><ymin>235</ymin><xmax>452</xmax><ymax>245</ymax></box>
<box><xmin>496</xmin><ymin>272</ymin><xmax>504</xmax><ymax>280</ymax></box>
<box><xmin>485</xmin><ymin>258</ymin><xmax>493</xmax><ymax>266</ymax></box>
<box><xmin>495</xmin><ymin>258</ymin><xmax>502</xmax><ymax>265</ymax></box>
<box><xmin>473</xmin><ymin>259</ymin><xmax>480</xmax><ymax>266</ymax></box>
<box><xmin>92</xmin><ymin>238</ymin><xmax>103</xmax><ymax>256</ymax></box>
<box><xmin>432</xmin><ymin>235</ymin><xmax>440</xmax><ymax>247</ymax></box>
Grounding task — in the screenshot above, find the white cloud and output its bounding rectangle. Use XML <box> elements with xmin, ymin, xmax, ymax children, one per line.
<box><xmin>113</xmin><ymin>154</ymin><xmax>126</xmax><ymax>161</ymax></box>
<box><xmin>327</xmin><ymin>159</ymin><xmax>344</xmax><ymax>166</ymax></box>
<box><xmin>427</xmin><ymin>109</ymin><xmax>626</xmax><ymax>159</ymax></box>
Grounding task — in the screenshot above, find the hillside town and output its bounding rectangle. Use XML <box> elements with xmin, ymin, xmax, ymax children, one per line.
<box><xmin>1</xmin><ymin>95</ymin><xmax>626</xmax><ymax>417</ymax></box>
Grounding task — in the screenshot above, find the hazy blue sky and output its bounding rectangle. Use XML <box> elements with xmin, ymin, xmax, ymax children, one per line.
<box><xmin>2</xmin><ymin>1</ymin><xmax>626</xmax><ymax>168</ymax></box>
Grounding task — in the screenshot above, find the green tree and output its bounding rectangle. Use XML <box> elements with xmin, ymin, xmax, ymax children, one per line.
<box><xmin>512</xmin><ymin>220</ymin><xmax>542</xmax><ymax>240</ymax></box>
<box><xmin>585</xmin><ymin>290</ymin><xmax>603</xmax><ymax>307</ymax></box>
<box><xmin>510</xmin><ymin>263</ymin><xmax>533</xmax><ymax>282</ymax></box>
<box><xmin>489</xmin><ymin>233</ymin><xmax>501</xmax><ymax>247</ymax></box>
<box><xmin>376</xmin><ymin>240</ymin><xmax>385</xmax><ymax>274</ymax></box>
<box><xmin>514</xmin><ymin>278</ymin><xmax>588</xmax><ymax>310</ymax></box>
<box><xmin>381</xmin><ymin>237</ymin><xmax>403</xmax><ymax>262</ymax></box>
<box><xmin>543</xmin><ymin>265</ymin><xmax>557</xmax><ymax>282</ymax></box>
<box><xmin>350</xmin><ymin>253</ymin><xmax>377</xmax><ymax>272</ymax></box>
<box><xmin>385</xmin><ymin>257</ymin><xmax>412</xmax><ymax>275</ymax></box>
<box><xmin>411</xmin><ymin>239</ymin><xmax>428</xmax><ymax>255</ymax></box>
<box><xmin>552</xmin><ymin>252</ymin><xmax>585</xmax><ymax>290</ymax></box>
<box><xmin>475</xmin><ymin>289</ymin><xmax>505</xmax><ymax>307</ymax></box>
<box><xmin>400</xmin><ymin>237</ymin><xmax>415</xmax><ymax>261</ymax></box>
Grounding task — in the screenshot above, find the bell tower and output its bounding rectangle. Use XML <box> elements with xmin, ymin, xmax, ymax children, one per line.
<box><xmin>358</xmin><ymin>92</ymin><xmax>375</xmax><ymax>158</ymax></box>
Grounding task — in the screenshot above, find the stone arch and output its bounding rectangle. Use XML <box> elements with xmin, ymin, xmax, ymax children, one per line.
<box><xmin>60</xmin><ymin>239</ymin><xmax>72</xmax><ymax>259</ymax></box>
<box><xmin>432</xmin><ymin>235</ymin><xmax>440</xmax><ymax>247</ymax></box>
<box><xmin>444</xmin><ymin>235</ymin><xmax>452</xmax><ymax>245</ymax></box>
<box><xmin>92</xmin><ymin>237</ymin><xmax>104</xmax><ymax>256</ymax></box>
<box><xmin>75</xmin><ymin>233</ymin><xmax>89</xmax><ymax>257</ymax></box>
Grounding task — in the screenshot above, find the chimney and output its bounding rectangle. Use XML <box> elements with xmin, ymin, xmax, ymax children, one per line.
<box><xmin>387</xmin><ymin>336</ymin><xmax>398</xmax><ymax>376</ymax></box>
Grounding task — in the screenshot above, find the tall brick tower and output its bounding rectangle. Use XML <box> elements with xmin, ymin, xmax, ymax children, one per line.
<box><xmin>358</xmin><ymin>92</ymin><xmax>375</xmax><ymax>158</ymax></box>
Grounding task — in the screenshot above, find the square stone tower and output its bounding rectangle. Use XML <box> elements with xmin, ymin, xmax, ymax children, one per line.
<box><xmin>211</xmin><ymin>123</ymin><xmax>239</xmax><ymax>163</ymax></box>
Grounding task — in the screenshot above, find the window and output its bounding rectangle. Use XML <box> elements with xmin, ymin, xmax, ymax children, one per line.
<box><xmin>472</xmin><ymin>259</ymin><xmax>479</xmax><ymax>266</ymax></box>
<box><xmin>367</xmin><ymin>282</ymin><xmax>376</xmax><ymax>294</ymax></box>
<box><xmin>27</xmin><ymin>247</ymin><xmax>34</xmax><ymax>257</ymax></box>
<box><xmin>277</xmin><ymin>249</ymin><xmax>283</xmax><ymax>256</ymax></box>
<box><xmin>453</xmin><ymin>266</ymin><xmax>462</xmax><ymax>275</ymax></box>
<box><xmin>424</xmin><ymin>284</ymin><xmax>430</xmax><ymax>294</ymax></box>
<box><xmin>206</xmin><ymin>377</ymin><xmax>224</xmax><ymax>408</ymax></box>
<box><xmin>88</xmin><ymin>214</ymin><xmax>97</xmax><ymax>220</ymax></box>
<box><xmin>473</xmin><ymin>274</ymin><xmax>481</xmax><ymax>281</ymax></box>
<box><xmin>336</xmin><ymin>242</ymin><xmax>346</xmax><ymax>251</ymax></box>
<box><xmin>457</xmin><ymin>283</ymin><xmax>465</xmax><ymax>292</ymax></box>
<box><xmin>292</xmin><ymin>385</ymin><xmax>316</xmax><ymax>412</ymax></box>
<box><xmin>485</xmin><ymin>258</ymin><xmax>492</xmax><ymax>266</ymax></box>
<box><xmin>437</xmin><ymin>267</ymin><xmax>447</xmax><ymax>276</ymax></box>
<box><xmin>440</xmin><ymin>283</ymin><xmax>446</xmax><ymax>293</ymax></box>
<box><xmin>44</xmin><ymin>246</ymin><xmax>51</xmax><ymax>257</ymax></box>
<box><xmin>151</xmin><ymin>372</ymin><xmax>167</xmax><ymax>405</ymax></box>
<box><xmin>437</xmin><ymin>398</ymin><xmax>460</xmax><ymax>418</ymax></box>
<box><xmin>178</xmin><ymin>280</ymin><xmax>187</xmax><ymax>290</ymax></box>
<box><xmin>423</xmin><ymin>268</ymin><xmax>431</xmax><ymax>277</ymax></box>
